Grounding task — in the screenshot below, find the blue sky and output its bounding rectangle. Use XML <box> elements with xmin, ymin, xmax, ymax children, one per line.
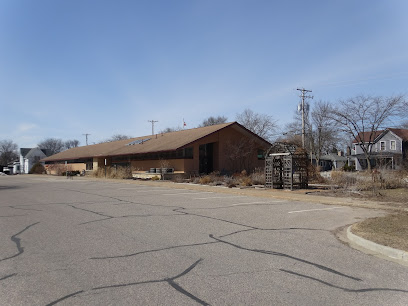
<box><xmin>1</xmin><ymin>0</ymin><xmax>407</xmax><ymax>147</ymax></box>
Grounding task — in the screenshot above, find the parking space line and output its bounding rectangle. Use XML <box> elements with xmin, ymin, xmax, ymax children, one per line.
<box><xmin>231</xmin><ymin>201</ymin><xmax>284</xmax><ymax>206</ymax></box>
<box><xmin>128</xmin><ymin>189</ymin><xmax>175</xmax><ymax>193</ymax></box>
<box><xmin>194</xmin><ymin>196</ymin><xmax>245</xmax><ymax>200</ymax></box>
<box><xmin>162</xmin><ymin>192</ymin><xmax>214</xmax><ymax>196</ymax></box>
<box><xmin>288</xmin><ymin>207</ymin><xmax>343</xmax><ymax>214</ymax></box>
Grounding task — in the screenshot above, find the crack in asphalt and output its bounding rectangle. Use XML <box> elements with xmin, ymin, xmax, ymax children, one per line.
<box><xmin>45</xmin><ymin>290</ymin><xmax>85</xmax><ymax>306</ymax></box>
<box><xmin>90</xmin><ymin>241</ymin><xmax>219</xmax><ymax>260</ymax></box>
<box><xmin>69</xmin><ymin>205</ymin><xmax>112</xmax><ymax>218</ymax></box>
<box><xmin>0</xmin><ymin>215</ymin><xmax>28</xmax><ymax>218</ymax></box>
<box><xmin>188</xmin><ymin>202</ymin><xmax>285</xmax><ymax>210</ymax></box>
<box><xmin>0</xmin><ymin>222</ymin><xmax>40</xmax><ymax>262</ymax></box>
<box><xmin>12</xmin><ymin>185</ymin><xmax>382</xmax><ymax>304</ymax></box>
<box><xmin>0</xmin><ymin>273</ymin><xmax>17</xmax><ymax>281</ymax></box>
<box><xmin>174</xmin><ymin>208</ymin><xmax>328</xmax><ymax>234</ymax></box>
<box><xmin>174</xmin><ymin>208</ymin><xmax>258</xmax><ymax>230</ymax></box>
<box><xmin>280</xmin><ymin>269</ymin><xmax>408</xmax><ymax>293</ymax></box>
<box><xmin>92</xmin><ymin>258</ymin><xmax>209</xmax><ymax>305</ymax></box>
<box><xmin>79</xmin><ymin>214</ymin><xmax>186</xmax><ymax>225</ymax></box>
<box><xmin>89</xmin><ymin>226</ymin><xmax>326</xmax><ymax>261</ymax></box>
<box><xmin>218</xmin><ymin>227</ymin><xmax>326</xmax><ymax>238</ymax></box>
<box><xmin>8</xmin><ymin>200</ymin><xmax>115</xmax><ymax>207</ymax></box>
<box><xmin>65</xmin><ymin>189</ymin><xmax>184</xmax><ymax>209</ymax></box>
<box><xmin>79</xmin><ymin>217</ymin><xmax>113</xmax><ymax>225</ymax></box>
<box><xmin>209</xmin><ymin>234</ymin><xmax>362</xmax><ymax>281</ymax></box>
<box><xmin>9</xmin><ymin>206</ymin><xmax>42</xmax><ymax>211</ymax></box>
<box><xmin>69</xmin><ymin>205</ymin><xmax>186</xmax><ymax>225</ymax></box>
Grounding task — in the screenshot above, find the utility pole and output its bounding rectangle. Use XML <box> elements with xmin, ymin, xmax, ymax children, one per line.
<box><xmin>297</xmin><ymin>88</ymin><xmax>313</xmax><ymax>149</ymax></box>
<box><xmin>82</xmin><ymin>133</ymin><xmax>91</xmax><ymax>146</ymax></box>
<box><xmin>148</xmin><ymin>120</ymin><xmax>158</xmax><ymax>135</ymax></box>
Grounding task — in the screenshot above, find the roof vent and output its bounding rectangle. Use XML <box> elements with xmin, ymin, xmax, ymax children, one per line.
<box><xmin>126</xmin><ymin>138</ymin><xmax>151</xmax><ymax>146</ymax></box>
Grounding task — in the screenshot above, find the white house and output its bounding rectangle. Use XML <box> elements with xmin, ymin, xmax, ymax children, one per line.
<box><xmin>19</xmin><ymin>148</ymin><xmax>50</xmax><ymax>174</ymax></box>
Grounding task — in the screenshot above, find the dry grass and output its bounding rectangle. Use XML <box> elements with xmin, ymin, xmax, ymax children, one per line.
<box><xmin>199</xmin><ymin>175</ymin><xmax>213</xmax><ymax>185</ymax></box>
<box><xmin>250</xmin><ymin>170</ymin><xmax>265</xmax><ymax>185</ymax></box>
<box><xmin>329</xmin><ymin>170</ymin><xmax>407</xmax><ymax>195</ymax></box>
<box><xmin>309</xmin><ymin>165</ymin><xmax>326</xmax><ymax>184</ymax></box>
<box><xmin>92</xmin><ymin>166</ymin><xmax>132</xmax><ymax>179</ymax></box>
<box><xmin>239</xmin><ymin>176</ymin><xmax>253</xmax><ymax>186</ymax></box>
<box><xmin>352</xmin><ymin>213</ymin><xmax>408</xmax><ymax>252</ymax></box>
<box><xmin>194</xmin><ymin>170</ymin><xmax>267</xmax><ymax>188</ymax></box>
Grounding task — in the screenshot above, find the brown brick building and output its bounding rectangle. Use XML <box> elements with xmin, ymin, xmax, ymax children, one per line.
<box><xmin>42</xmin><ymin>122</ymin><xmax>271</xmax><ymax>175</ymax></box>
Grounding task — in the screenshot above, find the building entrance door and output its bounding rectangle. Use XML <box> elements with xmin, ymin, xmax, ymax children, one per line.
<box><xmin>199</xmin><ymin>143</ymin><xmax>214</xmax><ymax>174</ymax></box>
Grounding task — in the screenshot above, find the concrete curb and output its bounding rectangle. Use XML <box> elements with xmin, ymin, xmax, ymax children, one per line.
<box><xmin>347</xmin><ymin>226</ymin><xmax>408</xmax><ymax>262</ymax></box>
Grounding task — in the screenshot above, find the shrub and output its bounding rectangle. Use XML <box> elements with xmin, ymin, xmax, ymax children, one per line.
<box><xmin>192</xmin><ymin>177</ymin><xmax>201</xmax><ymax>184</ymax></box>
<box><xmin>240</xmin><ymin>176</ymin><xmax>253</xmax><ymax>186</ymax></box>
<box><xmin>29</xmin><ymin>163</ymin><xmax>45</xmax><ymax>174</ymax></box>
<box><xmin>199</xmin><ymin>175</ymin><xmax>213</xmax><ymax>185</ymax></box>
<box><xmin>224</xmin><ymin>176</ymin><xmax>239</xmax><ymax>188</ymax></box>
<box><xmin>331</xmin><ymin>171</ymin><xmax>358</xmax><ymax>188</ymax></box>
<box><xmin>151</xmin><ymin>176</ymin><xmax>160</xmax><ymax>181</ymax></box>
<box><xmin>308</xmin><ymin>164</ymin><xmax>326</xmax><ymax>184</ymax></box>
<box><xmin>46</xmin><ymin>163</ymin><xmax>66</xmax><ymax>176</ymax></box>
<box><xmin>91</xmin><ymin>166</ymin><xmax>132</xmax><ymax>179</ymax></box>
<box><xmin>250</xmin><ymin>171</ymin><xmax>265</xmax><ymax>185</ymax></box>
<box><xmin>329</xmin><ymin>169</ymin><xmax>407</xmax><ymax>195</ymax></box>
<box><xmin>343</xmin><ymin>162</ymin><xmax>355</xmax><ymax>172</ymax></box>
<box><xmin>171</xmin><ymin>174</ymin><xmax>185</xmax><ymax>183</ymax></box>
<box><xmin>110</xmin><ymin>166</ymin><xmax>132</xmax><ymax>179</ymax></box>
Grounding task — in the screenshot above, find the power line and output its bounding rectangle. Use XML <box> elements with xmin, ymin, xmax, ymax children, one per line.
<box><xmin>297</xmin><ymin>88</ymin><xmax>313</xmax><ymax>149</ymax></box>
<box><xmin>148</xmin><ymin>120</ymin><xmax>158</xmax><ymax>135</ymax></box>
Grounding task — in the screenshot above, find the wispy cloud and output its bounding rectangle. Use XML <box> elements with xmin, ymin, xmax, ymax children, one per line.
<box><xmin>17</xmin><ymin>123</ymin><xmax>38</xmax><ymax>132</ymax></box>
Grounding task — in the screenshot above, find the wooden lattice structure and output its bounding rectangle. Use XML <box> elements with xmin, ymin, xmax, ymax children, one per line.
<box><xmin>265</xmin><ymin>142</ymin><xmax>308</xmax><ymax>190</ymax></box>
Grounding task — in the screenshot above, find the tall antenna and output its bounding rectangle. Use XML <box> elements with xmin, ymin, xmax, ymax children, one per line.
<box><xmin>148</xmin><ymin>120</ymin><xmax>158</xmax><ymax>135</ymax></box>
<box><xmin>296</xmin><ymin>88</ymin><xmax>313</xmax><ymax>148</ymax></box>
<box><xmin>82</xmin><ymin>133</ymin><xmax>91</xmax><ymax>146</ymax></box>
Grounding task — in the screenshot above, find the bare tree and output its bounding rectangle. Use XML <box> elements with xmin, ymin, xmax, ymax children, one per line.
<box><xmin>328</xmin><ymin>95</ymin><xmax>406</xmax><ymax>170</ymax></box>
<box><xmin>64</xmin><ymin>139</ymin><xmax>80</xmax><ymax>149</ymax></box>
<box><xmin>224</xmin><ymin>138</ymin><xmax>259</xmax><ymax>173</ymax></box>
<box><xmin>37</xmin><ymin>138</ymin><xmax>65</xmax><ymax>155</ymax></box>
<box><xmin>281</xmin><ymin>101</ymin><xmax>343</xmax><ymax>168</ymax></box>
<box><xmin>0</xmin><ymin>140</ymin><xmax>19</xmax><ymax>165</ymax></box>
<box><xmin>310</xmin><ymin>100</ymin><xmax>341</xmax><ymax>166</ymax></box>
<box><xmin>236</xmin><ymin>109</ymin><xmax>278</xmax><ymax>142</ymax></box>
<box><xmin>159</xmin><ymin>126</ymin><xmax>182</xmax><ymax>134</ymax></box>
<box><xmin>199</xmin><ymin>116</ymin><xmax>228</xmax><ymax>127</ymax></box>
<box><xmin>100</xmin><ymin>134</ymin><xmax>132</xmax><ymax>143</ymax></box>
<box><xmin>281</xmin><ymin>110</ymin><xmax>309</xmax><ymax>148</ymax></box>
<box><xmin>399</xmin><ymin>120</ymin><xmax>408</xmax><ymax>129</ymax></box>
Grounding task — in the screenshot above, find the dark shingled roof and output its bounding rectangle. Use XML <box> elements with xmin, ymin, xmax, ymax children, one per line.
<box><xmin>352</xmin><ymin>131</ymin><xmax>383</xmax><ymax>143</ymax></box>
<box><xmin>20</xmin><ymin>148</ymin><xmax>32</xmax><ymax>157</ymax></box>
<box><xmin>353</xmin><ymin>128</ymin><xmax>408</xmax><ymax>143</ymax></box>
<box><xmin>388</xmin><ymin>128</ymin><xmax>408</xmax><ymax>141</ymax></box>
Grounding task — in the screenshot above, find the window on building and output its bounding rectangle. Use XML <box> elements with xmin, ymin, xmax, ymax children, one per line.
<box><xmin>390</xmin><ymin>140</ymin><xmax>396</xmax><ymax>150</ymax></box>
<box><xmin>86</xmin><ymin>162</ymin><xmax>93</xmax><ymax>170</ymax></box>
<box><xmin>380</xmin><ymin>141</ymin><xmax>386</xmax><ymax>151</ymax></box>
<box><xmin>257</xmin><ymin>149</ymin><xmax>265</xmax><ymax>160</ymax></box>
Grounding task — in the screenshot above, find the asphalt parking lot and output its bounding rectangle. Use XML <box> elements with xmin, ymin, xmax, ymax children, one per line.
<box><xmin>1</xmin><ymin>175</ymin><xmax>407</xmax><ymax>305</ymax></box>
